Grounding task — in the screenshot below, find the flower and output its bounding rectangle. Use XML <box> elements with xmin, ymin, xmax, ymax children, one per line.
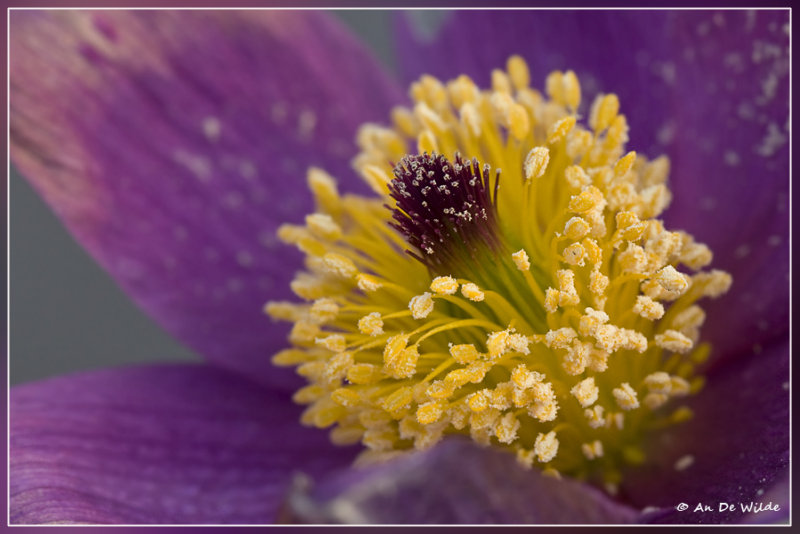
<box><xmin>9</xmin><ymin>9</ymin><xmax>789</xmax><ymax>525</ymax></box>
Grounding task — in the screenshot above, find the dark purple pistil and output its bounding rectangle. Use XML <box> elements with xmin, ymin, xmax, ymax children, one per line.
<box><xmin>387</xmin><ymin>153</ymin><xmax>502</xmax><ymax>272</ymax></box>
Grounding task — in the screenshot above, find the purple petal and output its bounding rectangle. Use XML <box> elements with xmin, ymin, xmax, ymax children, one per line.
<box><xmin>621</xmin><ymin>339</ymin><xmax>789</xmax><ymax>524</ymax></box>
<box><xmin>10</xmin><ymin>11</ymin><xmax>403</xmax><ymax>391</ymax></box>
<box><xmin>396</xmin><ymin>10</ymin><xmax>789</xmax><ymax>362</ymax></box>
<box><xmin>282</xmin><ymin>438</ymin><xmax>640</xmax><ymax>524</ymax></box>
<box><xmin>10</xmin><ymin>364</ymin><xmax>357</xmax><ymax>524</ymax></box>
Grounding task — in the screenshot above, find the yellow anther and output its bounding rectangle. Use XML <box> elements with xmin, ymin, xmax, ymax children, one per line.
<box><xmin>322</xmin><ymin>253</ymin><xmax>358</xmax><ymax>279</ymax></box>
<box><xmin>331</xmin><ymin>387</ymin><xmax>361</xmax><ymax>407</ymax></box>
<box><xmin>468</xmin><ymin>390</ymin><xmax>490</xmax><ymax>412</ymax></box>
<box><xmin>491</xmin><ymin>69</ymin><xmax>512</xmax><ymax>94</ymax></box>
<box><xmin>506</xmin><ymin>55</ymin><xmax>530</xmax><ymax>90</ymax></box>
<box><xmin>426</xmin><ymin>380</ymin><xmax>456</xmax><ymax>400</ymax></box>
<box><xmin>534</xmin><ymin>431</ymin><xmax>559</xmax><ymax>463</ymax></box>
<box><xmin>362</xmin><ymin>428</ymin><xmax>396</xmax><ymax>451</ymax></box>
<box><xmin>489</xmin><ymin>383</ymin><xmax>514</xmax><ymax>410</ymax></box>
<box><xmin>414</xmin><ymin>102</ymin><xmax>446</xmax><ymax>132</ymax></box>
<box><xmin>417</xmin><ymin>129</ymin><xmax>438</xmax><ymax>154</ymax></box>
<box><xmin>547</xmin><ymin>116</ymin><xmax>576</xmax><ymax>144</ymax></box>
<box><xmin>306</xmin><ymin>213</ymin><xmax>342</xmax><ymax>241</ymax></box>
<box><xmin>508</xmin><ymin>103</ymin><xmax>530</xmax><ymax>140</ymax></box>
<box><xmin>562</xmin><ymin>242</ymin><xmax>586</xmax><ymax>266</ymax></box>
<box><xmin>633</xmin><ymin>295</ymin><xmax>665</xmax><ymax>320</ymax></box>
<box><xmin>346</xmin><ymin>363</ymin><xmax>382</xmax><ymax>385</ymax></box>
<box><xmin>512</xmin><ymin>249</ymin><xmax>531</xmax><ymax>271</ymax></box>
<box><xmin>571</xmin><ymin>377</ymin><xmax>599</xmax><ymax>407</ymax></box>
<box><xmin>264</xmin><ymin>301</ymin><xmax>305</xmax><ymax>322</ymax></box>
<box><xmin>680</xmin><ymin>242</ymin><xmax>713</xmax><ymax>270</ymax></box>
<box><xmin>361</xmin><ymin>165</ymin><xmax>393</xmax><ymax>195</ymax></box>
<box><xmin>619</xmin><ymin>244</ymin><xmax>648</xmax><ymax>274</ymax></box>
<box><xmin>271</xmin><ymin>348</ymin><xmax>315</xmax><ymax>367</ymax></box>
<box><xmin>562</xmin><ymin>70</ymin><xmax>581</xmax><ymax>109</ymax></box>
<box><xmin>315</xmin><ymin>334</ymin><xmax>347</xmax><ymax>353</ymax></box>
<box><xmin>323</xmin><ymin>351</ymin><xmax>353</xmax><ymax>383</ymax></box>
<box><xmin>292</xmin><ymin>384</ymin><xmax>325</xmax><ymax>404</ymax></box>
<box><xmin>306</xmin><ymin>167</ymin><xmax>340</xmax><ymax>215</ymax></box>
<box><xmin>585</xmin><ymin>405</ymin><xmax>606</xmax><ymax>428</ymax></box>
<box><xmin>356</xmin><ymin>273</ymin><xmax>382</xmax><ymax>292</ymax></box>
<box><xmin>430</xmin><ymin>275</ymin><xmax>459</xmax><ymax>295</ymax></box>
<box><xmin>564</xmin><ymin>216</ymin><xmax>591</xmax><ymax>239</ymax></box>
<box><xmin>449</xmin><ymin>343</ymin><xmax>480</xmax><ymax>364</ymax></box>
<box><xmin>614</xmin><ymin>151</ymin><xmax>637</xmax><ymax>176</ymax></box>
<box><xmin>589</xmin><ymin>93</ymin><xmax>620</xmax><ymax>131</ymax></box>
<box><xmin>460</xmin><ymin>282</ymin><xmax>485</xmax><ymax>302</ymax></box>
<box><xmin>289</xmin><ymin>320</ymin><xmax>320</xmax><ymax>344</ymax></box>
<box><xmin>582</xmin><ymin>440</ymin><xmax>604</xmax><ymax>460</ymax></box>
<box><xmin>459</xmin><ymin>103</ymin><xmax>482</xmax><ymax>136</ymax></box>
<box><xmin>524</xmin><ymin>147</ymin><xmax>550</xmax><ymax>180</ymax></box>
<box><xmin>381</xmin><ymin>386</ymin><xmax>414</xmax><ymax>414</ymax></box>
<box><xmin>583</xmin><ymin>238</ymin><xmax>603</xmax><ymax>265</ymax></box>
<box><xmin>556</xmin><ymin>269</ymin><xmax>580</xmax><ymax>306</ymax></box>
<box><xmin>409</xmin><ymin>292</ymin><xmax>435</xmax><ymax>319</ymax></box>
<box><xmin>416</xmin><ymin>401</ymin><xmax>444</xmax><ymax>425</ymax></box>
<box><xmin>383</xmin><ymin>333</ymin><xmax>410</xmax><ymax>364</ymax></box>
<box><xmin>358</xmin><ymin>312</ymin><xmax>384</xmax><ymax>336</ymax></box>
<box><xmin>564</xmin><ymin>165</ymin><xmax>591</xmax><ymax>189</ymax></box>
<box><xmin>655</xmin><ymin>330</ymin><xmax>694</xmax><ymax>353</ymax></box>
<box><xmin>612</xmin><ymin>383</ymin><xmax>640</xmax><ymax>410</ymax></box>
<box><xmin>448</xmin><ymin>75</ymin><xmax>480</xmax><ymax>107</ymax></box>
<box><xmin>391</xmin><ymin>106</ymin><xmax>417</xmax><ymax>137</ymax></box>
<box><xmin>495</xmin><ymin>413</ymin><xmax>521</xmax><ymax>444</ymax></box>
<box><xmin>309</xmin><ymin>298</ymin><xmax>339</xmax><ymax>324</ymax></box>
<box><xmin>608</xmin><ymin>412</ymin><xmax>625</xmax><ymax>430</ymax></box>
<box><xmin>614</xmin><ymin>211</ymin><xmax>647</xmax><ymax>242</ymax></box>
<box><xmin>569</xmin><ymin>186</ymin><xmax>606</xmax><ymax>213</ymax></box>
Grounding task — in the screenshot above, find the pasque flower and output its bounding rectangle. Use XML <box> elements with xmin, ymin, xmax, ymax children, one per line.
<box><xmin>9</xmin><ymin>9</ymin><xmax>789</xmax><ymax>525</ymax></box>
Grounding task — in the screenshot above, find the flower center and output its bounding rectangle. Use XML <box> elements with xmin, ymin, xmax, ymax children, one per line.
<box><xmin>267</xmin><ymin>56</ymin><xmax>731</xmax><ymax>492</ymax></box>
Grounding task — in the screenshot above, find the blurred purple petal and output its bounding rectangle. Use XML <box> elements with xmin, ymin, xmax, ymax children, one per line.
<box><xmin>621</xmin><ymin>339</ymin><xmax>789</xmax><ymax>524</ymax></box>
<box><xmin>396</xmin><ymin>10</ymin><xmax>789</xmax><ymax>362</ymax></box>
<box><xmin>10</xmin><ymin>364</ymin><xmax>357</xmax><ymax>524</ymax></box>
<box><xmin>282</xmin><ymin>438</ymin><xmax>640</xmax><ymax>524</ymax></box>
<box><xmin>10</xmin><ymin>11</ymin><xmax>402</xmax><ymax>391</ymax></box>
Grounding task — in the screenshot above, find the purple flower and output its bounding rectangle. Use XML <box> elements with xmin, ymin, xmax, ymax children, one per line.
<box><xmin>9</xmin><ymin>10</ymin><xmax>788</xmax><ymax>525</ymax></box>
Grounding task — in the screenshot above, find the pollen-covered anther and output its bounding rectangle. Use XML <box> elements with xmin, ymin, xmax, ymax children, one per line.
<box><xmin>315</xmin><ymin>334</ymin><xmax>347</xmax><ymax>353</ymax></box>
<box><xmin>564</xmin><ymin>217</ymin><xmax>591</xmax><ymax>239</ymax></box>
<box><xmin>321</xmin><ymin>252</ymin><xmax>358</xmax><ymax>279</ymax></box>
<box><xmin>524</xmin><ymin>147</ymin><xmax>550</xmax><ymax>180</ymax></box>
<box><xmin>356</xmin><ymin>273</ymin><xmax>382</xmax><ymax>292</ymax></box>
<box><xmin>589</xmin><ymin>93</ymin><xmax>620</xmax><ymax>132</ymax></box>
<box><xmin>556</xmin><ymin>269</ymin><xmax>580</xmax><ymax>306</ymax></box>
<box><xmin>654</xmin><ymin>265</ymin><xmax>691</xmax><ymax>295</ymax></box>
<box><xmin>358</xmin><ymin>312</ymin><xmax>384</xmax><ymax>336</ymax></box>
<box><xmin>547</xmin><ymin>116</ymin><xmax>576</xmax><ymax>144</ymax></box>
<box><xmin>585</xmin><ymin>405</ymin><xmax>606</xmax><ymax>429</ymax></box>
<box><xmin>511</xmin><ymin>365</ymin><xmax>543</xmax><ymax>389</ymax></box>
<box><xmin>449</xmin><ymin>343</ymin><xmax>480</xmax><ymax>364</ymax></box>
<box><xmin>571</xmin><ymin>377</ymin><xmax>599</xmax><ymax>407</ymax></box>
<box><xmin>512</xmin><ymin>249</ymin><xmax>531</xmax><ymax>271</ymax></box>
<box><xmin>612</xmin><ymin>383</ymin><xmax>640</xmax><ymax>410</ymax></box>
<box><xmin>306</xmin><ymin>213</ymin><xmax>342</xmax><ymax>241</ymax></box>
<box><xmin>416</xmin><ymin>401</ymin><xmax>444</xmax><ymax>425</ymax></box>
<box><xmin>534</xmin><ymin>431</ymin><xmax>559</xmax><ymax>463</ymax></box>
<box><xmin>569</xmin><ymin>185</ymin><xmax>606</xmax><ymax>214</ymax></box>
<box><xmin>582</xmin><ymin>440</ymin><xmax>604</xmax><ymax>460</ymax></box>
<box><xmin>655</xmin><ymin>330</ymin><xmax>694</xmax><ymax>353</ymax></box>
<box><xmin>562</xmin><ymin>243</ymin><xmax>586</xmax><ymax>266</ymax></box>
<box><xmin>460</xmin><ymin>282</ymin><xmax>485</xmax><ymax>302</ymax></box>
<box><xmin>430</xmin><ymin>276</ymin><xmax>459</xmax><ymax>295</ymax></box>
<box><xmin>409</xmin><ymin>292</ymin><xmax>435</xmax><ymax>319</ymax></box>
<box><xmin>633</xmin><ymin>295</ymin><xmax>665</xmax><ymax>320</ymax></box>
<box><xmin>495</xmin><ymin>413</ymin><xmax>521</xmax><ymax>444</ymax></box>
<box><xmin>544</xmin><ymin>327</ymin><xmax>578</xmax><ymax>350</ymax></box>
<box><xmin>643</xmin><ymin>371</ymin><xmax>672</xmax><ymax>394</ymax></box>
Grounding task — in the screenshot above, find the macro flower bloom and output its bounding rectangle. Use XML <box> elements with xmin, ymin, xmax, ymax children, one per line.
<box><xmin>9</xmin><ymin>9</ymin><xmax>789</xmax><ymax>525</ymax></box>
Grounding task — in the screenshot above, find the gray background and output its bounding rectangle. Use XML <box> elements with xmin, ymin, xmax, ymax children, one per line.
<box><xmin>9</xmin><ymin>11</ymin><xmax>397</xmax><ymax>385</ymax></box>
